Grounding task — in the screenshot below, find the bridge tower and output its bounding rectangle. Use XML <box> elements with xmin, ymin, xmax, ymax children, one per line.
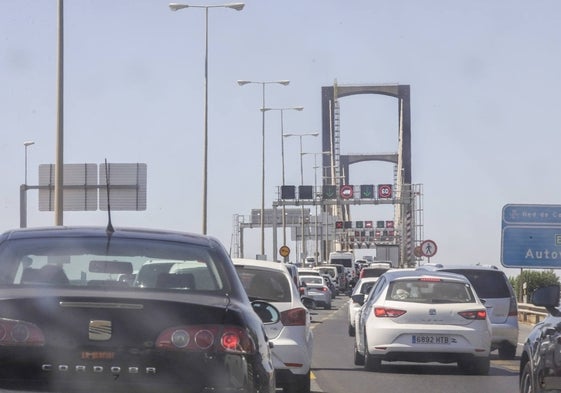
<box><xmin>320</xmin><ymin>82</ymin><xmax>416</xmax><ymax>267</ymax></box>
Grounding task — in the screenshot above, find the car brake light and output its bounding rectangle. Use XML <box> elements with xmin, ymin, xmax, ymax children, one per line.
<box><xmin>374</xmin><ymin>307</ymin><xmax>406</xmax><ymax>318</ymax></box>
<box><xmin>0</xmin><ymin>318</ymin><xmax>45</xmax><ymax>346</ymax></box>
<box><xmin>418</xmin><ymin>277</ymin><xmax>441</xmax><ymax>282</ymax></box>
<box><xmin>458</xmin><ymin>310</ymin><xmax>487</xmax><ymax>320</ymax></box>
<box><xmin>156</xmin><ymin>325</ymin><xmax>255</xmax><ymax>354</ymax></box>
<box><xmin>280</xmin><ymin>307</ymin><xmax>307</xmax><ymax>326</ymax></box>
<box><xmin>508</xmin><ymin>296</ymin><xmax>518</xmax><ymax>316</ymax></box>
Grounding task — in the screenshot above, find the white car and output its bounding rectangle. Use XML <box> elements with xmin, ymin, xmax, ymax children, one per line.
<box><xmin>297</xmin><ymin>268</ymin><xmax>321</xmax><ymax>277</ymax></box>
<box><xmin>354</xmin><ymin>269</ymin><xmax>492</xmax><ymax>374</ymax></box>
<box><xmin>347</xmin><ymin>277</ymin><xmax>379</xmax><ymax>336</ymax></box>
<box><xmin>315</xmin><ymin>265</ymin><xmax>340</xmax><ymax>291</ymax></box>
<box><xmin>420</xmin><ymin>264</ymin><xmax>519</xmax><ymax>359</ymax></box>
<box><xmin>233</xmin><ymin>258</ymin><xmax>314</xmax><ymax>393</ymax></box>
<box><xmin>299</xmin><ymin>275</ymin><xmax>332</xmax><ymax>309</ymax></box>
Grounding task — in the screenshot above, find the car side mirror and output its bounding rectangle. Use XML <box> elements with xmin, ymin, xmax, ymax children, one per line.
<box><xmin>532</xmin><ymin>285</ymin><xmax>561</xmax><ymax>317</ymax></box>
<box><xmin>251</xmin><ymin>300</ymin><xmax>281</xmax><ymax>324</ymax></box>
<box><xmin>351</xmin><ymin>293</ymin><xmax>365</xmax><ymax>305</ymax></box>
<box><xmin>301</xmin><ymin>296</ymin><xmax>316</xmax><ymax>310</ymax></box>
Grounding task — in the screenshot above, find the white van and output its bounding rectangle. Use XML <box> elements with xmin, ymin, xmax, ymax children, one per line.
<box><xmin>328</xmin><ymin>251</ymin><xmax>355</xmax><ymax>287</ymax></box>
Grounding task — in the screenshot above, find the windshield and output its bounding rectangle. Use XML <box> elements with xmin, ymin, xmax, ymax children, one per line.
<box><xmin>387</xmin><ymin>279</ymin><xmax>476</xmax><ymax>304</ymax></box>
<box><xmin>235</xmin><ymin>266</ymin><xmax>292</xmax><ymax>302</ymax></box>
<box><xmin>0</xmin><ymin>236</ymin><xmax>227</xmax><ymax>292</ymax></box>
<box><xmin>332</xmin><ymin>259</ymin><xmax>353</xmax><ymax>269</ymax></box>
<box><xmin>441</xmin><ymin>269</ymin><xmax>513</xmax><ymax>299</ymax></box>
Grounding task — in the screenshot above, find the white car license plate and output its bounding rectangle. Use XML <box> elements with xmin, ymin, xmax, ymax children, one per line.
<box><xmin>412</xmin><ymin>335</ymin><xmax>450</xmax><ymax>344</ymax></box>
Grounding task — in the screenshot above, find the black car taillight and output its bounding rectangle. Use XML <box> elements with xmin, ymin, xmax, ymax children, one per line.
<box><xmin>0</xmin><ymin>318</ymin><xmax>45</xmax><ymax>346</ymax></box>
<box><xmin>156</xmin><ymin>325</ymin><xmax>255</xmax><ymax>354</ymax></box>
<box><xmin>280</xmin><ymin>307</ymin><xmax>307</xmax><ymax>326</ymax></box>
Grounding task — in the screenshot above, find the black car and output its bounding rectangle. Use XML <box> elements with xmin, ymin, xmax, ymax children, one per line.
<box><xmin>520</xmin><ymin>285</ymin><xmax>561</xmax><ymax>393</ymax></box>
<box><xmin>0</xmin><ymin>226</ymin><xmax>278</xmax><ymax>393</ymax></box>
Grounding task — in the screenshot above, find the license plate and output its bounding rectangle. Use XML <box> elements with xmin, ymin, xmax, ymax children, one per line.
<box><xmin>412</xmin><ymin>335</ymin><xmax>450</xmax><ymax>344</ymax></box>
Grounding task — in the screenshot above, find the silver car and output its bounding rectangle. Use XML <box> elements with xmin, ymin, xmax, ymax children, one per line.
<box><xmin>420</xmin><ymin>264</ymin><xmax>519</xmax><ymax>359</ymax></box>
<box><xmin>300</xmin><ymin>275</ymin><xmax>332</xmax><ymax>309</ymax></box>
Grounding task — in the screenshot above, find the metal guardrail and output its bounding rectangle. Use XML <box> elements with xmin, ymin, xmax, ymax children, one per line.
<box><xmin>518</xmin><ymin>303</ymin><xmax>549</xmax><ymax>324</ymax></box>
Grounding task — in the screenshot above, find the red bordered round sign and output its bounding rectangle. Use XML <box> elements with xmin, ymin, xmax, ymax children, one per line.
<box><xmin>339</xmin><ymin>185</ymin><xmax>354</xmax><ymax>199</ymax></box>
<box><xmin>420</xmin><ymin>239</ymin><xmax>438</xmax><ymax>257</ymax></box>
<box><xmin>378</xmin><ymin>184</ymin><xmax>393</xmax><ymax>199</ymax></box>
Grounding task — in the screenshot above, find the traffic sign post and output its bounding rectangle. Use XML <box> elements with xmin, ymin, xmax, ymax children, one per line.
<box><xmin>279</xmin><ymin>245</ymin><xmax>290</xmax><ymax>262</ymax></box>
<box><xmin>501</xmin><ymin>204</ymin><xmax>561</xmax><ymax>268</ymax></box>
<box><xmin>420</xmin><ymin>239</ymin><xmax>437</xmax><ymax>262</ymax></box>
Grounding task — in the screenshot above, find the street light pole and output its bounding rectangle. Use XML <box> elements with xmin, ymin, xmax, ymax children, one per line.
<box><xmin>302</xmin><ymin>151</ymin><xmax>330</xmax><ymax>262</ymax></box>
<box><xmin>238</xmin><ymin>80</ymin><xmax>290</xmax><ymax>258</ymax></box>
<box><xmin>21</xmin><ymin>141</ymin><xmax>35</xmax><ymax>229</ymax></box>
<box><xmin>55</xmin><ymin>0</ymin><xmax>64</xmax><ymax>226</ymax></box>
<box><xmin>284</xmin><ymin>132</ymin><xmax>319</xmax><ymax>263</ymax></box>
<box><xmin>169</xmin><ymin>2</ymin><xmax>244</xmax><ymax>235</ymax></box>
<box><xmin>261</xmin><ymin>106</ymin><xmax>303</xmax><ymax>259</ymax></box>
<box><xmin>24</xmin><ymin>141</ymin><xmax>35</xmax><ymax>186</ymax></box>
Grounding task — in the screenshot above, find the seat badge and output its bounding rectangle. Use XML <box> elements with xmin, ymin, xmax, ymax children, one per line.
<box><xmin>89</xmin><ymin>320</ymin><xmax>112</xmax><ymax>341</ymax></box>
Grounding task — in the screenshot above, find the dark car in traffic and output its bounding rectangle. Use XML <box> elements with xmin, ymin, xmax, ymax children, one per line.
<box><xmin>520</xmin><ymin>284</ymin><xmax>561</xmax><ymax>393</ymax></box>
<box><xmin>0</xmin><ymin>226</ymin><xmax>277</xmax><ymax>393</ymax></box>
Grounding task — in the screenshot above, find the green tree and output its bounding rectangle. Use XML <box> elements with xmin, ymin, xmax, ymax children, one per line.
<box><xmin>510</xmin><ymin>270</ymin><xmax>559</xmax><ymax>302</ymax></box>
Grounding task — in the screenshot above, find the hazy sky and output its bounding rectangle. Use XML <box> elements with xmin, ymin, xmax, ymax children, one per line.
<box><xmin>1</xmin><ymin>0</ymin><xmax>560</xmax><ymax>277</ymax></box>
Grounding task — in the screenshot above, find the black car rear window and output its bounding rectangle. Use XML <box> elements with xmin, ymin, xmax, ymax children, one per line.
<box><xmin>0</xmin><ymin>236</ymin><xmax>228</xmax><ymax>292</ymax></box>
<box><xmin>236</xmin><ymin>267</ymin><xmax>292</xmax><ymax>303</ymax></box>
<box><xmin>441</xmin><ymin>269</ymin><xmax>511</xmax><ymax>298</ymax></box>
<box><xmin>361</xmin><ymin>268</ymin><xmax>389</xmax><ymax>278</ymax></box>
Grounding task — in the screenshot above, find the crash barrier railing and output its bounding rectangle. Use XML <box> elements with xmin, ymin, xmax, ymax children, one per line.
<box><xmin>518</xmin><ymin>303</ymin><xmax>549</xmax><ymax>324</ymax></box>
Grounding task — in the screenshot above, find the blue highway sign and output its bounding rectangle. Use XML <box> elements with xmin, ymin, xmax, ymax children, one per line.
<box><xmin>501</xmin><ymin>226</ymin><xmax>561</xmax><ymax>268</ymax></box>
<box><xmin>502</xmin><ymin>204</ymin><xmax>561</xmax><ymax>226</ymax></box>
<box><xmin>501</xmin><ymin>204</ymin><xmax>561</xmax><ymax>268</ymax></box>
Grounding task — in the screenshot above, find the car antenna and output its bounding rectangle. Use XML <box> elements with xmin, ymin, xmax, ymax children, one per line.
<box><xmin>222</xmin><ymin>292</ymin><xmax>232</xmax><ymax>323</ymax></box>
<box><xmin>104</xmin><ymin>159</ymin><xmax>115</xmax><ymax>234</ymax></box>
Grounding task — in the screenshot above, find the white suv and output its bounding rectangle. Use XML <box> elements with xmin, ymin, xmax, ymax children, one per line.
<box><xmin>420</xmin><ymin>264</ymin><xmax>519</xmax><ymax>359</ymax></box>
<box><xmin>233</xmin><ymin>258</ymin><xmax>314</xmax><ymax>393</ymax></box>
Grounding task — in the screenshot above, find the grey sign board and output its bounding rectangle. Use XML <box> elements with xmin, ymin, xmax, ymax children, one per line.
<box><xmin>38</xmin><ymin>163</ymin><xmax>147</xmax><ymax>212</ymax></box>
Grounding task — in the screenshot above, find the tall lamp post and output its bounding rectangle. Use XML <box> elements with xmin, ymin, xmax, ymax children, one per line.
<box><xmin>261</xmin><ymin>106</ymin><xmax>303</xmax><ymax>258</ymax></box>
<box><xmin>24</xmin><ymin>141</ymin><xmax>35</xmax><ymax>186</ymax></box>
<box><xmin>302</xmin><ymin>151</ymin><xmax>331</xmax><ymax>262</ymax></box>
<box><xmin>20</xmin><ymin>141</ymin><xmax>35</xmax><ymax>229</ymax></box>
<box><xmin>169</xmin><ymin>2</ymin><xmax>245</xmax><ymax>235</ymax></box>
<box><xmin>284</xmin><ymin>132</ymin><xmax>319</xmax><ymax>263</ymax></box>
<box><xmin>55</xmin><ymin>0</ymin><xmax>64</xmax><ymax>226</ymax></box>
<box><xmin>238</xmin><ymin>80</ymin><xmax>290</xmax><ymax>258</ymax></box>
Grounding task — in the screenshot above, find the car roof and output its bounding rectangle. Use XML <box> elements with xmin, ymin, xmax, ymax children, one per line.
<box><xmin>418</xmin><ymin>264</ymin><xmax>501</xmax><ymax>272</ymax></box>
<box><xmin>357</xmin><ymin>276</ymin><xmax>380</xmax><ymax>283</ymax></box>
<box><xmin>231</xmin><ymin>258</ymin><xmax>289</xmax><ymax>273</ymax></box>
<box><xmin>0</xmin><ymin>226</ymin><xmax>216</xmax><ymax>247</ymax></box>
<box><xmin>380</xmin><ymin>269</ymin><xmax>473</xmax><ymax>284</ymax></box>
<box><xmin>298</xmin><ymin>268</ymin><xmax>320</xmax><ymax>273</ymax></box>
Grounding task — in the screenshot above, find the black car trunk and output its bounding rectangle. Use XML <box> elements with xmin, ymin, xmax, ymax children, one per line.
<box><xmin>0</xmin><ymin>291</ymin><xmax>252</xmax><ymax>393</ymax></box>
